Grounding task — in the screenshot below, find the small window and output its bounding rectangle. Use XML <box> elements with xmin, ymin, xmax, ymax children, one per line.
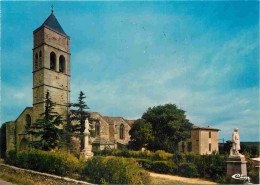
<box><xmin>25</xmin><ymin>114</ymin><xmax>31</xmax><ymax>129</ymax></box>
<box><xmin>209</xmin><ymin>143</ymin><xmax>211</xmax><ymax>151</ymax></box>
<box><xmin>182</xmin><ymin>142</ymin><xmax>185</xmax><ymax>152</ymax></box>
<box><xmin>120</xmin><ymin>124</ymin><xmax>125</xmax><ymax>139</ymax></box>
<box><xmin>209</xmin><ymin>132</ymin><xmax>211</xmax><ymax>138</ymax></box>
<box><xmin>59</xmin><ymin>55</ymin><xmax>66</xmax><ymax>73</ymax></box>
<box><xmin>35</xmin><ymin>53</ymin><xmax>38</xmax><ymax>70</ymax></box>
<box><xmin>50</xmin><ymin>52</ymin><xmax>56</xmax><ymax>70</ymax></box>
<box><xmin>39</xmin><ymin>50</ymin><xmax>42</xmax><ymax>68</ymax></box>
<box><xmin>188</xmin><ymin>142</ymin><xmax>192</xmax><ymax>152</ymax></box>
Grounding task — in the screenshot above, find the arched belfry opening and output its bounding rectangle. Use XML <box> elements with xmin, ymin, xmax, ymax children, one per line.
<box><xmin>59</xmin><ymin>55</ymin><xmax>66</xmax><ymax>73</ymax></box>
<box><xmin>39</xmin><ymin>50</ymin><xmax>42</xmax><ymax>68</ymax></box>
<box><xmin>50</xmin><ymin>52</ymin><xmax>56</xmax><ymax>70</ymax></box>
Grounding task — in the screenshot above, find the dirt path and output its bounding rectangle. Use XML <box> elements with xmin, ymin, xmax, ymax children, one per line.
<box><xmin>149</xmin><ymin>172</ymin><xmax>217</xmax><ymax>184</ymax></box>
<box><xmin>0</xmin><ymin>178</ymin><xmax>15</xmax><ymax>185</ymax></box>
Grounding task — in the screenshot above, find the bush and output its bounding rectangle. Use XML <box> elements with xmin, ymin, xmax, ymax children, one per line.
<box><xmin>178</xmin><ymin>162</ymin><xmax>199</xmax><ymax>178</ymax></box>
<box><xmin>135</xmin><ymin>158</ymin><xmax>153</xmax><ymax>170</ymax></box>
<box><xmin>6</xmin><ymin>150</ymin><xmax>81</xmax><ymax>177</ymax></box>
<box><xmin>151</xmin><ymin>161</ymin><xmax>177</xmax><ymax>174</ymax></box>
<box><xmin>84</xmin><ymin>156</ymin><xmax>151</xmax><ymax>184</ymax></box>
<box><xmin>151</xmin><ymin>150</ymin><xmax>173</xmax><ymax>161</ymax></box>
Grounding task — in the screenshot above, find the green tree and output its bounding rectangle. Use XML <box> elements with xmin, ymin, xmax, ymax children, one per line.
<box><xmin>0</xmin><ymin>123</ymin><xmax>6</xmax><ymax>158</ymax></box>
<box><xmin>128</xmin><ymin>119</ymin><xmax>152</xmax><ymax>150</ymax></box>
<box><xmin>70</xmin><ymin>91</ymin><xmax>97</xmax><ymax>151</ymax></box>
<box><xmin>129</xmin><ymin>104</ymin><xmax>193</xmax><ymax>153</ymax></box>
<box><xmin>27</xmin><ymin>91</ymin><xmax>63</xmax><ymax>151</ymax></box>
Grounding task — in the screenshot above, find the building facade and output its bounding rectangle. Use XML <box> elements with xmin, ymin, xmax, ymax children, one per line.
<box><xmin>178</xmin><ymin>126</ymin><xmax>219</xmax><ymax>155</ymax></box>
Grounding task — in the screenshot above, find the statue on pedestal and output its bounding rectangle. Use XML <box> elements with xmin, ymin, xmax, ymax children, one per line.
<box><xmin>230</xmin><ymin>128</ymin><xmax>241</xmax><ymax>156</ymax></box>
<box><xmin>226</xmin><ymin>127</ymin><xmax>247</xmax><ymax>177</ymax></box>
<box><xmin>80</xmin><ymin>119</ymin><xmax>93</xmax><ymax>158</ymax></box>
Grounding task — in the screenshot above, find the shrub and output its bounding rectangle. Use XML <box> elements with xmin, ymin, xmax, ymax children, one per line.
<box><xmin>178</xmin><ymin>162</ymin><xmax>199</xmax><ymax>178</ymax></box>
<box><xmin>151</xmin><ymin>150</ymin><xmax>173</xmax><ymax>161</ymax></box>
<box><xmin>6</xmin><ymin>150</ymin><xmax>80</xmax><ymax>177</ymax></box>
<box><xmin>135</xmin><ymin>158</ymin><xmax>153</xmax><ymax>170</ymax></box>
<box><xmin>151</xmin><ymin>161</ymin><xmax>177</xmax><ymax>174</ymax></box>
<box><xmin>6</xmin><ymin>150</ymin><xmax>17</xmax><ymax>165</ymax></box>
<box><xmin>83</xmin><ymin>156</ymin><xmax>151</xmax><ymax>184</ymax></box>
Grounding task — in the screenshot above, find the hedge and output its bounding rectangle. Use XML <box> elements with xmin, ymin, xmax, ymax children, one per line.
<box><xmin>6</xmin><ymin>150</ymin><xmax>151</xmax><ymax>184</ymax></box>
<box><xmin>83</xmin><ymin>156</ymin><xmax>151</xmax><ymax>184</ymax></box>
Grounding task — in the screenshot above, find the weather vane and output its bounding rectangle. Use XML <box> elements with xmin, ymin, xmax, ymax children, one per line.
<box><xmin>51</xmin><ymin>5</ymin><xmax>54</xmax><ymax>13</ymax></box>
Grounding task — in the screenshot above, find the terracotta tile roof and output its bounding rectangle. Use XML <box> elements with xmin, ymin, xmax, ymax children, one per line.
<box><xmin>193</xmin><ymin>125</ymin><xmax>220</xmax><ymax>131</ymax></box>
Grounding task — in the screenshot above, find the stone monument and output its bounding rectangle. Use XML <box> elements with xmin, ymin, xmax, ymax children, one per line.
<box><xmin>80</xmin><ymin>119</ymin><xmax>94</xmax><ymax>158</ymax></box>
<box><xmin>226</xmin><ymin>128</ymin><xmax>247</xmax><ymax>177</ymax></box>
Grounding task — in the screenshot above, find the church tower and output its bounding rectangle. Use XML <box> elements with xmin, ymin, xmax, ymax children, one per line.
<box><xmin>32</xmin><ymin>11</ymin><xmax>70</xmax><ymax>120</ymax></box>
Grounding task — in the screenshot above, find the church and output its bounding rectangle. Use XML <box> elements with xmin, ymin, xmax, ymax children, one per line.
<box><xmin>5</xmin><ymin>11</ymin><xmax>133</xmax><ymax>153</ymax></box>
<box><xmin>6</xmin><ymin>11</ymin><xmax>219</xmax><ymax>155</ymax></box>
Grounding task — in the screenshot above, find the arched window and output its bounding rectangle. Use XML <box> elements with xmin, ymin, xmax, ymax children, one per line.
<box><xmin>95</xmin><ymin>122</ymin><xmax>100</xmax><ymax>136</ymax></box>
<box><xmin>59</xmin><ymin>55</ymin><xmax>66</xmax><ymax>73</ymax></box>
<box><xmin>35</xmin><ymin>53</ymin><xmax>38</xmax><ymax>70</ymax></box>
<box><xmin>50</xmin><ymin>52</ymin><xmax>56</xmax><ymax>70</ymax></box>
<box><xmin>25</xmin><ymin>114</ymin><xmax>31</xmax><ymax>129</ymax></box>
<box><xmin>39</xmin><ymin>50</ymin><xmax>42</xmax><ymax>68</ymax></box>
<box><xmin>120</xmin><ymin>124</ymin><xmax>125</xmax><ymax>139</ymax></box>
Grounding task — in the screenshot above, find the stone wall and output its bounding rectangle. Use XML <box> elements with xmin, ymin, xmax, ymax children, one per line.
<box><xmin>6</xmin><ymin>122</ymin><xmax>16</xmax><ymax>152</ymax></box>
<box><xmin>0</xmin><ymin>163</ymin><xmax>92</xmax><ymax>185</ymax></box>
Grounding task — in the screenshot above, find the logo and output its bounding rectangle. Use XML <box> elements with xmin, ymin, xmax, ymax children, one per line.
<box><xmin>232</xmin><ymin>174</ymin><xmax>250</xmax><ymax>182</ymax></box>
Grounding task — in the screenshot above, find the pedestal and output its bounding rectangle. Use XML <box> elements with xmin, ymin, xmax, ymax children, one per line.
<box><xmin>80</xmin><ymin>144</ymin><xmax>93</xmax><ymax>159</ymax></box>
<box><xmin>226</xmin><ymin>155</ymin><xmax>247</xmax><ymax>177</ymax></box>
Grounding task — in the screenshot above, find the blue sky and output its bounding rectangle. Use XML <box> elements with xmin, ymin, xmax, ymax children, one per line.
<box><xmin>1</xmin><ymin>1</ymin><xmax>259</xmax><ymax>142</ymax></box>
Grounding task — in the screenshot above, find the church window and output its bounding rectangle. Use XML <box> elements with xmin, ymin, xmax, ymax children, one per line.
<box><xmin>120</xmin><ymin>124</ymin><xmax>125</xmax><ymax>139</ymax></box>
<box><xmin>50</xmin><ymin>52</ymin><xmax>56</xmax><ymax>70</ymax></box>
<box><xmin>59</xmin><ymin>55</ymin><xmax>66</xmax><ymax>73</ymax></box>
<box><xmin>35</xmin><ymin>53</ymin><xmax>38</xmax><ymax>70</ymax></box>
<box><xmin>209</xmin><ymin>131</ymin><xmax>211</xmax><ymax>138</ymax></box>
<box><xmin>25</xmin><ymin>114</ymin><xmax>31</xmax><ymax>129</ymax></box>
<box><xmin>95</xmin><ymin>122</ymin><xmax>100</xmax><ymax>136</ymax></box>
<box><xmin>209</xmin><ymin>143</ymin><xmax>212</xmax><ymax>151</ymax></box>
<box><xmin>39</xmin><ymin>50</ymin><xmax>42</xmax><ymax>68</ymax></box>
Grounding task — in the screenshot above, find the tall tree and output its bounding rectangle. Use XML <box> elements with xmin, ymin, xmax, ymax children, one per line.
<box><xmin>27</xmin><ymin>91</ymin><xmax>63</xmax><ymax>151</ymax></box>
<box><xmin>70</xmin><ymin>91</ymin><xmax>97</xmax><ymax>151</ymax></box>
<box><xmin>0</xmin><ymin>123</ymin><xmax>6</xmax><ymax>158</ymax></box>
<box><xmin>128</xmin><ymin>104</ymin><xmax>193</xmax><ymax>153</ymax></box>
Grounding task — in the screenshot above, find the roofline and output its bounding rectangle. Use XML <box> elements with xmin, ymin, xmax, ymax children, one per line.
<box><xmin>15</xmin><ymin>107</ymin><xmax>33</xmax><ymax>122</ymax></box>
<box><xmin>33</xmin><ymin>25</ymin><xmax>70</xmax><ymax>39</ymax></box>
<box><xmin>192</xmin><ymin>127</ymin><xmax>220</xmax><ymax>131</ymax></box>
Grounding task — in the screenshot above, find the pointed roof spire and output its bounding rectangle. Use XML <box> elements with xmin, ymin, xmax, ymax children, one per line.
<box><xmin>51</xmin><ymin>5</ymin><xmax>54</xmax><ymax>14</ymax></box>
<box><xmin>41</xmin><ymin>11</ymin><xmax>67</xmax><ymax>36</ymax></box>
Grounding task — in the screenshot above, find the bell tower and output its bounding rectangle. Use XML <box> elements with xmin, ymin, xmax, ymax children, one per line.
<box><xmin>32</xmin><ymin>11</ymin><xmax>70</xmax><ymax>120</ymax></box>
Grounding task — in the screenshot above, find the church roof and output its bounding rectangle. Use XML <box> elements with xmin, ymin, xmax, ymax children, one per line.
<box><xmin>42</xmin><ymin>12</ymin><xmax>67</xmax><ymax>36</ymax></box>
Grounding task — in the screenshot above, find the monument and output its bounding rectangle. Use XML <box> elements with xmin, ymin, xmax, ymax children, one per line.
<box><xmin>80</xmin><ymin>119</ymin><xmax>94</xmax><ymax>158</ymax></box>
<box><xmin>226</xmin><ymin>128</ymin><xmax>247</xmax><ymax>177</ymax></box>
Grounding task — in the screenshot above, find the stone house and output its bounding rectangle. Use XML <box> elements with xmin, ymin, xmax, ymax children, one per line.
<box><xmin>178</xmin><ymin>126</ymin><xmax>220</xmax><ymax>155</ymax></box>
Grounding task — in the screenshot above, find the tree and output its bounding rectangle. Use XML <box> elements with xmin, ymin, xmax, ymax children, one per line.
<box><xmin>70</xmin><ymin>91</ymin><xmax>97</xmax><ymax>151</ymax></box>
<box><xmin>128</xmin><ymin>119</ymin><xmax>152</xmax><ymax>150</ymax></box>
<box><xmin>128</xmin><ymin>104</ymin><xmax>193</xmax><ymax>153</ymax></box>
<box><xmin>27</xmin><ymin>91</ymin><xmax>63</xmax><ymax>151</ymax></box>
<box><xmin>0</xmin><ymin>123</ymin><xmax>6</xmax><ymax>158</ymax></box>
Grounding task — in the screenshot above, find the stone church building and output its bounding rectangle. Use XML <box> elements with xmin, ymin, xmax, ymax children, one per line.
<box><xmin>5</xmin><ymin>12</ymin><xmax>219</xmax><ymax>155</ymax></box>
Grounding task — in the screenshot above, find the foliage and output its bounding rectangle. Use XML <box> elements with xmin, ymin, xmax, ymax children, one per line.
<box><xmin>129</xmin><ymin>104</ymin><xmax>193</xmax><ymax>153</ymax></box>
<box><xmin>178</xmin><ymin>162</ymin><xmax>199</xmax><ymax>177</ymax></box>
<box><xmin>69</xmin><ymin>91</ymin><xmax>98</xmax><ymax>151</ymax></box>
<box><xmin>151</xmin><ymin>161</ymin><xmax>177</xmax><ymax>174</ymax></box>
<box><xmin>128</xmin><ymin>119</ymin><xmax>152</xmax><ymax>150</ymax></box>
<box><xmin>248</xmin><ymin>168</ymin><xmax>260</xmax><ymax>184</ymax></box>
<box><xmin>27</xmin><ymin>91</ymin><xmax>63</xmax><ymax>151</ymax></box>
<box><xmin>6</xmin><ymin>150</ymin><xmax>81</xmax><ymax>177</ymax></box>
<box><xmin>83</xmin><ymin>156</ymin><xmax>151</xmax><ymax>184</ymax></box>
<box><xmin>0</xmin><ymin>123</ymin><xmax>7</xmax><ymax>158</ymax></box>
